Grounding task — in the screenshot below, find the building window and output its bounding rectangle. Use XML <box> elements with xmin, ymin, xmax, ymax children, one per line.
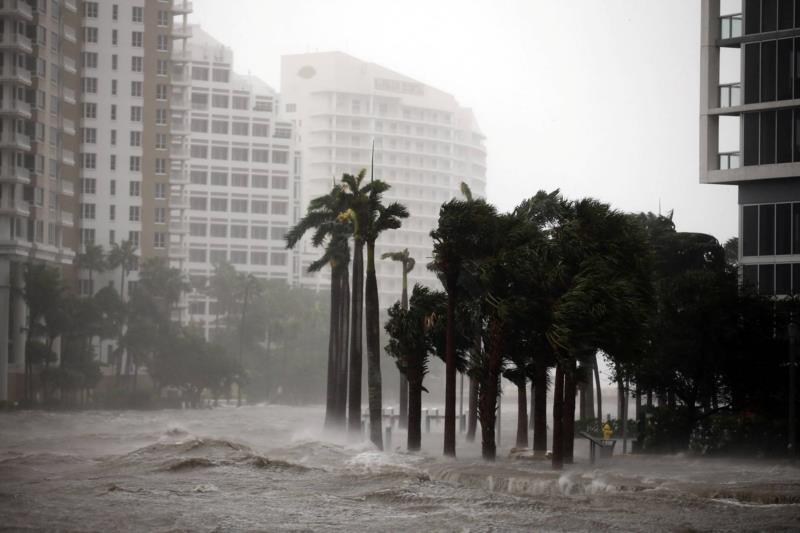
<box><xmin>190</xmin><ymin>170</ymin><xmax>208</xmax><ymax>184</ymax></box>
<box><xmin>81</xmin><ymin>178</ymin><xmax>96</xmax><ymax>194</ymax></box>
<box><xmin>157</xmin><ymin>59</ymin><xmax>168</xmax><ymax>76</ymax></box>
<box><xmin>82</xmin><ymin>102</ymin><xmax>97</xmax><ymax>119</ymax></box>
<box><xmin>132</xmin><ymin>6</ymin><xmax>143</xmax><ymax>23</ymax></box>
<box><xmin>129</xmin><ymin>206</ymin><xmax>140</xmax><ymax>222</ymax></box>
<box><xmin>210</xmin><ymin>172</ymin><xmax>227</xmax><ymax>186</ymax></box>
<box><xmin>190</xmin><ymin>197</ymin><xmax>207</xmax><ymax>211</ymax></box>
<box><xmin>211</xmin><ymin>146</ymin><xmax>228</xmax><ymax>160</ymax></box>
<box><xmin>130</xmin><ymin>131</ymin><xmax>141</xmax><ymax>147</ymax></box>
<box><xmin>251</xmin><ymin>200</ymin><xmax>268</xmax><ymax>214</ymax></box>
<box><xmin>83</xmin><ymin>1</ymin><xmax>98</xmax><ymax>17</ymax></box>
<box><xmin>210</xmin><ymin>198</ymin><xmax>228</xmax><ymax>212</ymax></box>
<box><xmin>212</xmin><ymin>120</ymin><xmax>229</xmax><ymax>134</ymax></box>
<box><xmin>157</xmin><ymin>10</ymin><xmax>169</xmax><ymax>26</ymax></box>
<box><xmin>230</xmin><ymin>250</ymin><xmax>247</xmax><ymax>264</ymax></box>
<box><xmin>80</xmin><ymin>203</ymin><xmax>96</xmax><ymax>219</ymax></box>
<box><xmin>112</xmin><ymin>29</ymin><xmax>118</xmax><ymax>45</ymax></box>
<box><xmin>154</xmin><ymin>207</ymin><xmax>166</xmax><ymax>224</ymax></box>
<box><xmin>232</xmin><ymin>122</ymin><xmax>248</xmax><ymax>135</ymax></box>
<box><xmin>156</xmin><ymin>84</ymin><xmax>168</xmax><ymax>100</ymax></box>
<box><xmin>211</xmin><ymin>94</ymin><xmax>229</xmax><ymax>108</ymax></box>
<box><xmin>81</xmin><ymin>153</ymin><xmax>97</xmax><ymax>169</ymax></box>
<box><xmin>131</xmin><ymin>81</ymin><xmax>143</xmax><ymax>97</ymax></box>
<box><xmin>83</xmin><ymin>27</ymin><xmax>98</xmax><ymax>43</ymax></box>
<box><xmin>231</xmin><ymin>225</ymin><xmax>247</xmax><ymax>238</ymax></box>
<box><xmin>155</xmin><ymin>133</ymin><xmax>167</xmax><ymax>150</ymax></box>
<box><xmin>80</xmin><ymin>228</ymin><xmax>96</xmax><ymax>245</ymax></box>
<box><xmin>252</xmin><ymin>226</ymin><xmax>268</xmax><ymax>240</ymax></box>
<box><xmin>82</xmin><ymin>127</ymin><xmax>97</xmax><ymax>144</ymax></box>
<box><xmin>191</xmin><ymin>118</ymin><xmax>209</xmax><ymax>132</ymax></box>
<box><xmin>156</xmin><ymin>108</ymin><xmax>167</xmax><ymax>125</ymax></box>
<box><xmin>231</xmin><ymin>199</ymin><xmax>248</xmax><ymax>213</ymax></box>
<box><xmin>191</xmin><ymin>144</ymin><xmax>208</xmax><ymax>159</ymax></box>
<box><xmin>157</xmin><ymin>34</ymin><xmax>168</xmax><ymax>51</ymax></box>
<box><xmin>155</xmin><ymin>183</ymin><xmax>167</xmax><ymax>199</ymax></box>
<box><xmin>272</xmin><ymin>201</ymin><xmax>288</xmax><ymax>215</ymax></box>
<box><xmin>155</xmin><ymin>158</ymin><xmax>166</xmax><ymax>174</ymax></box>
<box><xmin>190</xmin><ymin>223</ymin><xmax>207</xmax><ymax>237</ymax></box>
<box><xmin>109</xmin><ymin>205</ymin><xmax>115</xmax><ymax>221</ymax></box>
<box><xmin>131</xmin><ymin>56</ymin><xmax>143</xmax><ymax>72</ymax></box>
<box><xmin>132</xmin><ymin>31</ymin><xmax>143</xmax><ymax>47</ymax></box>
<box><xmin>251</xmin><ymin>252</ymin><xmax>267</xmax><ymax>265</ymax></box>
<box><xmin>272</xmin><ymin>151</ymin><xmax>289</xmax><ymax>164</ymax></box>
<box><xmin>189</xmin><ymin>249</ymin><xmax>207</xmax><ymax>263</ymax></box>
<box><xmin>192</xmin><ymin>67</ymin><xmax>209</xmax><ymax>81</ymax></box>
<box><xmin>210</xmin><ymin>224</ymin><xmax>227</xmax><ymax>237</ymax></box>
<box><xmin>212</xmin><ymin>69</ymin><xmax>230</xmax><ymax>83</ymax></box>
<box><xmin>81</xmin><ymin>77</ymin><xmax>97</xmax><ymax>94</ymax></box>
<box><xmin>272</xmin><ymin>176</ymin><xmax>288</xmax><ymax>190</ymax></box>
<box><xmin>231</xmin><ymin>173</ymin><xmax>248</xmax><ymax>187</ymax></box>
<box><xmin>82</xmin><ymin>52</ymin><xmax>98</xmax><ymax>68</ymax></box>
<box><xmin>129</xmin><ymin>231</ymin><xmax>140</xmax><ymax>247</ymax></box>
<box><xmin>231</xmin><ymin>147</ymin><xmax>248</xmax><ymax>161</ymax></box>
<box><xmin>252</xmin><ymin>175</ymin><xmax>268</xmax><ymax>188</ymax></box>
<box><xmin>129</xmin><ymin>181</ymin><xmax>141</xmax><ymax>197</ymax></box>
<box><xmin>129</xmin><ymin>156</ymin><xmax>141</xmax><ymax>172</ymax></box>
<box><xmin>271</xmin><ymin>252</ymin><xmax>287</xmax><ymax>266</ymax></box>
<box><xmin>252</xmin><ymin>149</ymin><xmax>269</xmax><ymax>163</ymax></box>
<box><xmin>232</xmin><ymin>96</ymin><xmax>248</xmax><ymax>110</ymax></box>
<box><xmin>154</xmin><ymin>232</ymin><xmax>166</xmax><ymax>249</ymax></box>
<box><xmin>252</xmin><ymin>124</ymin><xmax>269</xmax><ymax>137</ymax></box>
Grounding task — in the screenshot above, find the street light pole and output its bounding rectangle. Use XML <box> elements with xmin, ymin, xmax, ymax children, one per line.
<box><xmin>789</xmin><ymin>321</ymin><xmax>797</xmax><ymax>456</ymax></box>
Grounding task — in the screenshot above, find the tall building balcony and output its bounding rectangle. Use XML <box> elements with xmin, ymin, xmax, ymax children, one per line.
<box><xmin>62</xmin><ymin>56</ymin><xmax>77</xmax><ymax>75</ymax></box>
<box><xmin>719</xmin><ymin>12</ymin><xmax>742</xmax><ymax>40</ymax></box>
<box><xmin>0</xmin><ymin>165</ymin><xmax>30</xmax><ymax>185</ymax></box>
<box><xmin>171</xmin><ymin>68</ymin><xmax>190</xmax><ymax>86</ymax></box>
<box><xmin>62</xmin><ymin>24</ymin><xmax>76</xmax><ymax>44</ymax></box>
<box><xmin>169</xmin><ymin>219</ymin><xmax>188</xmax><ymax>234</ymax></box>
<box><xmin>0</xmin><ymin>65</ymin><xmax>31</xmax><ymax>86</ymax></box>
<box><xmin>63</xmin><ymin>0</ymin><xmax>77</xmax><ymax>13</ymax></box>
<box><xmin>170</xmin><ymin>93</ymin><xmax>190</xmax><ymax>111</ymax></box>
<box><xmin>718</xmin><ymin>83</ymin><xmax>741</xmax><ymax>108</ymax></box>
<box><xmin>170</xmin><ymin>166</ymin><xmax>189</xmax><ymax>185</ymax></box>
<box><xmin>0</xmin><ymin>31</ymin><xmax>32</xmax><ymax>54</ymax></box>
<box><xmin>171</xmin><ymin>118</ymin><xmax>189</xmax><ymax>135</ymax></box>
<box><xmin>171</xmin><ymin>0</ymin><xmax>193</xmax><ymax>14</ymax></box>
<box><xmin>0</xmin><ymin>0</ymin><xmax>33</xmax><ymax>21</ymax></box>
<box><xmin>171</xmin><ymin>49</ymin><xmax>191</xmax><ymax>63</ymax></box>
<box><xmin>62</xmin><ymin>87</ymin><xmax>76</xmax><ymax>105</ymax></box>
<box><xmin>62</xmin><ymin>118</ymin><xmax>76</xmax><ymax>136</ymax></box>
<box><xmin>171</xmin><ymin>24</ymin><xmax>192</xmax><ymax>40</ymax></box>
<box><xmin>0</xmin><ymin>132</ymin><xmax>30</xmax><ymax>151</ymax></box>
<box><xmin>61</xmin><ymin>149</ymin><xmax>75</xmax><ymax>166</ymax></box>
<box><xmin>60</xmin><ymin>210</ymin><xmax>74</xmax><ymax>228</ymax></box>
<box><xmin>61</xmin><ymin>179</ymin><xmax>74</xmax><ymax>197</ymax></box>
<box><xmin>170</xmin><ymin>144</ymin><xmax>190</xmax><ymax>160</ymax></box>
<box><xmin>0</xmin><ymin>198</ymin><xmax>29</xmax><ymax>217</ymax></box>
<box><xmin>170</xmin><ymin>193</ymin><xmax>189</xmax><ymax>209</ymax></box>
<box><xmin>168</xmin><ymin>244</ymin><xmax>188</xmax><ymax>260</ymax></box>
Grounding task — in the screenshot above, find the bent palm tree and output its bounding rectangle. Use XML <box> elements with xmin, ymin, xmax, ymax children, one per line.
<box><xmin>286</xmin><ymin>182</ymin><xmax>352</xmax><ymax>429</ymax></box>
<box><xmin>382</xmin><ymin>248</ymin><xmax>415</xmax><ymax>429</ymax></box>
<box><xmin>76</xmin><ymin>243</ymin><xmax>106</xmax><ymax>295</ymax></box>
<box><xmin>107</xmin><ymin>240</ymin><xmax>138</xmax><ymax>302</ymax></box>
<box><xmin>361</xmin><ymin>182</ymin><xmax>408</xmax><ymax>449</ymax></box>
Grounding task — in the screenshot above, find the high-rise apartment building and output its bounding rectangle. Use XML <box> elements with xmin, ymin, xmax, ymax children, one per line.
<box><xmin>76</xmin><ymin>0</ymin><xmax>192</xmax><ymax>366</ymax></box>
<box><xmin>182</xmin><ymin>26</ymin><xmax>299</xmax><ymax>338</ymax></box>
<box><xmin>700</xmin><ymin>0</ymin><xmax>800</xmax><ymax>295</ymax></box>
<box><xmin>0</xmin><ymin>0</ymin><xmax>80</xmax><ymax>402</ymax></box>
<box><xmin>281</xmin><ymin>52</ymin><xmax>487</xmax><ymax>303</ymax></box>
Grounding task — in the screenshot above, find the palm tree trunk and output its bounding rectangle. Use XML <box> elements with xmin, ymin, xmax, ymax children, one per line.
<box><xmin>324</xmin><ymin>266</ymin><xmax>340</xmax><ymax>429</ymax></box>
<box><xmin>552</xmin><ymin>364</ymin><xmax>564</xmax><ymax>470</ymax></box>
<box><xmin>563</xmin><ymin>361</ymin><xmax>577</xmax><ymax>464</ymax></box>
<box><xmin>529</xmin><ymin>379</ymin><xmax>535</xmax><ymax>430</ymax></box>
<box><xmin>398</xmin><ymin>271</ymin><xmax>409</xmax><ymax>429</ymax></box>
<box><xmin>467</xmin><ymin>376</ymin><xmax>478</xmax><ymax>442</ymax></box>
<box><xmin>515</xmin><ymin>378</ymin><xmax>528</xmax><ymax>448</ymax></box>
<box><xmin>532</xmin><ymin>361</ymin><xmax>548</xmax><ymax>455</ymax></box>
<box><xmin>594</xmin><ymin>352</ymin><xmax>603</xmax><ymax>421</ymax></box>
<box><xmin>443</xmin><ymin>278</ymin><xmax>458</xmax><ymax>457</ymax></box>
<box><xmin>478</xmin><ymin>316</ymin><xmax>503</xmax><ymax>460</ymax></box>
<box><xmin>336</xmin><ymin>266</ymin><xmax>350</xmax><ymax>425</ymax></box>
<box><xmin>365</xmin><ymin>242</ymin><xmax>383</xmax><ymax>450</ymax></box>
<box><xmin>347</xmin><ymin>239</ymin><xmax>364</xmax><ymax>435</ymax></box>
<box><xmin>407</xmin><ymin>350</ymin><xmax>423</xmax><ymax>451</ymax></box>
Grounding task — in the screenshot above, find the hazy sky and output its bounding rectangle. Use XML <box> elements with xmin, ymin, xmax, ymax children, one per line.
<box><xmin>190</xmin><ymin>0</ymin><xmax>738</xmax><ymax>243</ymax></box>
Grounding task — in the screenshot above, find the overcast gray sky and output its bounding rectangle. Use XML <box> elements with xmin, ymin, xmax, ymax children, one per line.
<box><xmin>190</xmin><ymin>0</ymin><xmax>738</xmax><ymax>243</ymax></box>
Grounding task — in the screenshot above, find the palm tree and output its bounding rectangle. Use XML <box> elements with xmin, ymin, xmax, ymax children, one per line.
<box><xmin>385</xmin><ymin>284</ymin><xmax>446</xmax><ymax>451</ymax></box>
<box><xmin>76</xmin><ymin>243</ymin><xmax>106</xmax><ymax>295</ymax></box>
<box><xmin>360</xmin><ymin>181</ymin><xmax>408</xmax><ymax>449</ymax></box>
<box><xmin>286</xmin><ymin>181</ymin><xmax>352</xmax><ymax>429</ymax></box>
<box><xmin>338</xmin><ymin>170</ymin><xmax>371</xmax><ymax>435</ymax></box>
<box><xmin>382</xmin><ymin>248</ymin><xmax>415</xmax><ymax>429</ymax></box>
<box><xmin>107</xmin><ymin>240</ymin><xmax>138</xmax><ymax>302</ymax></box>
<box><xmin>430</xmin><ymin>183</ymin><xmax>498</xmax><ymax>456</ymax></box>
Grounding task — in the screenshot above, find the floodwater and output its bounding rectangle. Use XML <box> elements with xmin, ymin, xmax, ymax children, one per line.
<box><xmin>1</xmin><ymin>404</ymin><xmax>799</xmax><ymax>532</ymax></box>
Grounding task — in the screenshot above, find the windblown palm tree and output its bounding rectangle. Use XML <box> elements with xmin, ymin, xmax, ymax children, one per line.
<box><xmin>286</xmin><ymin>181</ymin><xmax>352</xmax><ymax>429</ymax></box>
<box><xmin>381</xmin><ymin>248</ymin><xmax>415</xmax><ymax>429</ymax></box>
<box><xmin>76</xmin><ymin>243</ymin><xmax>106</xmax><ymax>295</ymax></box>
<box><xmin>360</xmin><ymin>182</ymin><xmax>408</xmax><ymax>449</ymax></box>
<box><xmin>107</xmin><ymin>240</ymin><xmax>138</xmax><ymax>302</ymax></box>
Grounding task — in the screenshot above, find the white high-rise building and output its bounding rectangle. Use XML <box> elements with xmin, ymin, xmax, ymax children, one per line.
<box><xmin>281</xmin><ymin>52</ymin><xmax>487</xmax><ymax>303</ymax></box>
<box><xmin>183</xmin><ymin>27</ymin><xmax>299</xmax><ymax>337</ymax></box>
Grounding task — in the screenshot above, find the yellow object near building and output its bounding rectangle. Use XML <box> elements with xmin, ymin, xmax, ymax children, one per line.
<box><xmin>603</xmin><ymin>423</ymin><xmax>613</xmax><ymax>440</ymax></box>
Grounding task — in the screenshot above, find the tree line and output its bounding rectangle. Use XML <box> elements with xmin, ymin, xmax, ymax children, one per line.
<box><xmin>294</xmin><ymin>174</ymin><xmax>798</xmax><ymax>465</ymax></box>
<box><xmin>16</xmin><ymin>242</ymin><xmax>329</xmax><ymax>408</ymax></box>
